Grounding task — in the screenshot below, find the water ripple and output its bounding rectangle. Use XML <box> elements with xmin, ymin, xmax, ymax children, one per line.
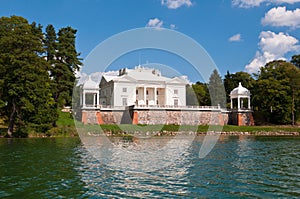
<box><xmin>0</xmin><ymin>136</ymin><xmax>299</xmax><ymax>198</ymax></box>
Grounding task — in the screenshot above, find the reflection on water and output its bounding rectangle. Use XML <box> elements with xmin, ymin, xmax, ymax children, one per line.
<box><xmin>80</xmin><ymin>134</ymin><xmax>195</xmax><ymax>172</ymax></box>
<box><xmin>0</xmin><ymin>136</ymin><xmax>300</xmax><ymax>198</ymax></box>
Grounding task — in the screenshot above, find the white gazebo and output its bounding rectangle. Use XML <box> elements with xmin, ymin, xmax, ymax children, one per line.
<box><xmin>230</xmin><ymin>82</ymin><xmax>251</xmax><ymax>110</ymax></box>
<box><xmin>80</xmin><ymin>76</ymin><xmax>100</xmax><ymax>108</ymax></box>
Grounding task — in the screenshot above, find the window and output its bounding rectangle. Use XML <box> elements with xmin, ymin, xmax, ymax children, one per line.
<box><xmin>174</xmin><ymin>89</ymin><xmax>178</xmax><ymax>94</ymax></box>
<box><xmin>122</xmin><ymin>98</ymin><xmax>127</xmax><ymax>106</ymax></box>
<box><xmin>123</xmin><ymin>87</ymin><xmax>127</xmax><ymax>92</ymax></box>
<box><xmin>156</xmin><ymin>90</ymin><xmax>159</xmax><ymax>95</ymax></box>
<box><xmin>136</xmin><ymin>90</ymin><xmax>138</xmax><ymax>95</ymax></box>
<box><xmin>146</xmin><ymin>90</ymin><xmax>148</xmax><ymax>95</ymax></box>
<box><xmin>174</xmin><ymin>99</ymin><xmax>178</xmax><ymax>106</ymax></box>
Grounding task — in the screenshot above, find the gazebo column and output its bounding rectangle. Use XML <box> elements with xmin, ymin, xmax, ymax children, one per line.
<box><xmin>144</xmin><ymin>86</ymin><xmax>147</xmax><ymax>105</ymax></box>
<box><xmin>230</xmin><ymin>98</ymin><xmax>233</xmax><ymax>109</ymax></box>
<box><xmin>154</xmin><ymin>87</ymin><xmax>157</xmax><ymax>105</ymax></box>
<box><xmin>83</xmin><ymin>91</ymin><xmax>86</xmax><ymax>108</ymax></box>
<box><xmin>237</xmin><ymin>96</ymin><xmax>240</xmax><ymax>110</ymax></box>
<box><xmin>241</xmin><ymin>98</ymin><xmax>244</xmax><ymax>109</ymax></box>
<box><xmin>80</xmin><ymin>90</ymin><xmax>83</xmax><ymax>106</ymax></box>
<box><xmin>96</xmin><ymin>91</ymin><xmax>99</xmax><ymax>107</ymax></box>
<box><xmin>248</xmin><ymin>96</ymin><xmax>251</xmax><ymax>109</ymax></box>
<box><xmin>93</xmin><ymin>93</ymin><xmax>97</xmax><ymax>107</ymax></box>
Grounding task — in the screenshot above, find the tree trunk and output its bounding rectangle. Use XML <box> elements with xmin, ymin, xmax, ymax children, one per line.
<box><xmin>7</xmin><ymin>100</ymin><xmax>16</xmax><ymax>137</ymax></box>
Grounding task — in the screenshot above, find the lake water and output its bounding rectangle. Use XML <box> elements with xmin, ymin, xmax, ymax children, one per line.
<box><xmin>0</xmin><ymin>136</ymin><xmax>299</xmax><ymax>198</ymax></box>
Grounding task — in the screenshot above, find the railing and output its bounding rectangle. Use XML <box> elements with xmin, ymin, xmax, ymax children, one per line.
<box><xmin>81</xmin><ymin>104</ymin><xmax>227</xmax><ymax>111</ymax></box>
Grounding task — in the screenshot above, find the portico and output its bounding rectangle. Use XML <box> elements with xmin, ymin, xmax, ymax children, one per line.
<box><xmin>136</xmin><ymin>86</ymin><xmax>166</xmax><ymax>106</ymax></box>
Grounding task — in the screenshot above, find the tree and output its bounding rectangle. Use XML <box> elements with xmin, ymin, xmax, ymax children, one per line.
<box><xmin>252</xmin><ymin>60</ymin><xmax>300</xmax><ymax>124</ymax></box>
<box><xmin>45</xmin><ymin>24</ymin><xmax>56</xmax><ymax>62</ymax></box>
<box><xmin>0</xmin><ymin>16</ymin><xmax>56</xmax><ymax>136</ymax></box>
<box><xmin>45</xmin><ymin>26</ymin><xmax>82</xmax><ymax>126</ymax></box>
<box><xmin>291</xmin><ymin>54</ymin><xmax>300</xmax><ymax>69</ymax></box>
<box><xmin>286</xmin><ymin>63</ymin><xmax>300</xmax><ymax>125</ymax></box>
<box><xmin>208</xmin><ymin>69</ymin><xmax>226</xmax><ymax>107</ymax></box>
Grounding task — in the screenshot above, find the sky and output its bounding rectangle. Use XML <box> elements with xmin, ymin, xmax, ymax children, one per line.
<box><xmin>1</xmin><ymin>0</ymin><xmax>300</xmax><ymax>82</ymax></box>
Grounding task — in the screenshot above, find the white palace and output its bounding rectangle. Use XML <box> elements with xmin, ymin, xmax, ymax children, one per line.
<box><xmin>80</xmin><ymin>66</ymin><xmax>187</xmax><ymax>108</ymax></box>
<box><xmin>79</xmin><ymin>66</ymin><xmax>254</xmax><ymax>126</ymax></box>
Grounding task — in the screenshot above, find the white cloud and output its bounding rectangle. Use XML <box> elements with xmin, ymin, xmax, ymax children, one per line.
<box><xmin>146</xmin><ymin>18</ymin><xmax>164</xmax><ymax>28</ymax></box>
<box><xmin>232</xmin><ymin>0</ymin><xmax>300</xmax><ymax>8</ymax></box>
<box><xmin>170</xmin><ymin>24</ymin><xmax>176</xmax><ymax>29</ymax></box>
<box><xmin>245</xmin><ymin>31</ymin><xmax>300</xmax><ymax>73</ymax></box>
<box><xmin>161</xmin><ymin>0</ymin><xmax>193</xmax><ymax>9</ymax></box>
<box><xmin>229</xmin><ymin>34</ymin><xmax>242</xmax><ymax>42</ymax></box>
<box><xmin>262</xmin><ymin>6</ymin><xmax>300</xmax><ymax>28</ymax></box>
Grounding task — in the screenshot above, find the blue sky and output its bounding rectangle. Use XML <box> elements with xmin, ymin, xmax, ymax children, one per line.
<box><xmin>1</xmin><ymin>0</ymin><xmax>300</xmax><ymax>82</ymax></box>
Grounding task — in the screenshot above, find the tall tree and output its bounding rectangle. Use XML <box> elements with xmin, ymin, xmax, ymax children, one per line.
<box><xmin>286</xmin><ymin>64</ymin><xmax>300</xmax><ymax>125</ymax></box>
<box><xmin>45</xmin><ymin>24</ymin><xmax>56</xmax><ymax>62</ymax></box>
<box><xmin>208</xmin><ymin>69</ymin><xmax>226</xmax><ymax>107</ymax></box>
<box><xmin>0</xmin><ymin>16</ymin><xmax>56</xmax><ymax>136</ymax></box>
<box><xmin>252</xmin><ymin>60</ymin><xmax>300</xmax><ymax>124</ymax></box>
<box><xmin>45</xmin><ymin>26</ymin><xmax>82</xmax><ymax>126</ymax></box>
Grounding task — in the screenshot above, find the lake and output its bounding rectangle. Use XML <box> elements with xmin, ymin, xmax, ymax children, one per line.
<box><xmin>0</xmin><ymin>136</ymin><xmax>299</xmax><ymax>198</ymax></box>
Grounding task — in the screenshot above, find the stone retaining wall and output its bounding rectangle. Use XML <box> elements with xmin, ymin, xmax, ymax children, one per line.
<box><xmin>81</xmin><ymin>109</ymin><xmax>229</xmax><ymax>125</ymax></box>
<box><xmin>135</xmin><ymin>110</ymin><xmax>228</xmax><ymax>125</ymax></box>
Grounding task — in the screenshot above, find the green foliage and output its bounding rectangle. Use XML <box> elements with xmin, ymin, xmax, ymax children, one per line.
<box><xmin>252</xmin><ymin>60</ymin><xmax>300</xmax><ymax>124</ymax></box>
<box><xmin>0</xmin><ymin>16</ymin><xmax>81</xmax><ymax>136</ymax></box>
<box><xmin>0</xmin><ymin>16</ymin><xmax>56</xmax><ymax>136</ymax></box>
<box><xmin>186</xmin><ymin>83</ymin><xmax>210</xmax><ymax>106</ymax></box>
<box><xmin>291</xmin><ymin>54</ymin><xmax>300</xmax><ymax>69</ymax></box>
<box><xmin>47</xmin><ymin>26</ymin><xmax>82</xmax><ymax>108</ymax></box>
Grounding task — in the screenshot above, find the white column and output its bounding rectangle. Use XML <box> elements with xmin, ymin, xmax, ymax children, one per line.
<box><xmin>154</xmin><ymin>87</ymin><xmax>157</xmax><ymax>105</ymax></box>
<box><xmin>230</xmin><ymin>98</ymin><xmax>233</xmax><ymax>109</ymax></box>
<box><xmin>144</xmin><ymin>86</ymin><xmax>147</xmax><ymax>105</ymax></box>
<box><xmin>83</xmin><ymin>91</ymin><xmax>86</xmax><ymax>108</ymax></box>
<box><xmin>241</xmin><ymin>98</ymin><xmax>244</xmax><ymax>109</ymax></box>
<box><xmin>248</xmin><ymin>97</ymin><xmax>251</xmax><ymax>109</ymax></box>
<box><xmin>93</xmin><ymin>93</ymin><xmax>96</xmax><ymax>107</ymax></box>
<box><xmin>237</xmin><ymin>96</ymin><xmax>240</xmax><ymax>110</ymax></box>
<box><xmin>80</xmin><ymin>90</ymin><xmax>83</xmax><ymax>106</ymax></box>
<box><xmin>96</xmin><ymin>90</ymin><xmax>99</xmax><ymax>107</ymax></box>
<box><xmin>164</xmin><ymin>87</ymin><xmax>167</xmax><ymax>106</ymax></box>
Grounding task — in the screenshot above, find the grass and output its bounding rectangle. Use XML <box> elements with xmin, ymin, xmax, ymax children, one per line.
<box><xmin>76</xmin><ymin>123</ymin><xmax>300</xmax><ymax>135</ymax></box>
<box><xmin>56</xmin><ymin>111</ymin><xmax>75</xmax><ymax>126</ymax></box>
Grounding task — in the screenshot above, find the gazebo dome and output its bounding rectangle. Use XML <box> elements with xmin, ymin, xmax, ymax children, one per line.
<box><xmin>83</xmin><ymin>76</ymin><xmax>98</xmax><ymax>89</ymax></box>
<box><xmin>230</xmin><ymin>82</ymin><xmax>250</xmax><ymax>98</ymax></box>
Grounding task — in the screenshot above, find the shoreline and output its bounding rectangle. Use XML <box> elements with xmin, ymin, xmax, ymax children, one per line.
<box><xmin>1</xmin><ymin>123</ymin><xmax>300</xmax><ymax>138</ymax></box>
<box><xmin>102</xmin><ymin>131</ymin><xmax>300</xmax><ymax>137</ymax></box>
<box><xmin>1</xmin><ymin>131</ymin><xmax>299</xmax><ymax>138</ymax></box>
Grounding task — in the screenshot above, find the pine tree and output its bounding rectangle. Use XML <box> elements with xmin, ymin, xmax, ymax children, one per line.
<box><xmin>208</xmin><ymin>69</ymin><xmax>226</xmax><ymax>107</ymax></box>
<box><xmin>45</xmin><ymin>26</ymin><xmax>82</xmax><ymax>126</ymax></box>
